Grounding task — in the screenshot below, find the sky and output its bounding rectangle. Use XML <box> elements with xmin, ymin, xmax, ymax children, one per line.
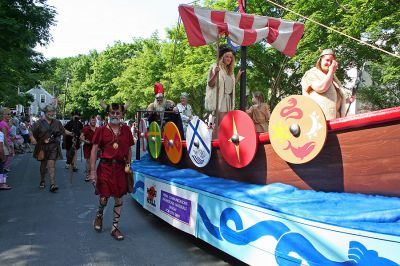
<box><xmin>35</xmin><ymin>0</ymin><xmax>189</xmax><ymax>59</ymax></box>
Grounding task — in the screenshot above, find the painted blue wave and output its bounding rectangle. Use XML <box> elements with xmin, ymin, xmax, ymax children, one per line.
<box><xmin>133</xmin><ymin>180</ymin><xmax>144</xmax><ymax>194</ymax></box>
<box><xmin>198</xmin><ymin>204</ymin><xmax>222</xmax><ymax>240</ymax></box>
<box><xmin>220</xmin><ymin>207</ymin><xmax>290</xmax><ymax>245</ymax></box>
<box><xmin>198</xmin><ymin>205</ymin><xmax>399</xmax><ymax>266</ymax></box>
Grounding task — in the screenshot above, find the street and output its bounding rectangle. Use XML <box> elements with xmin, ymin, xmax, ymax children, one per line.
<box><xmin>0</xmin><ymin>147</ymin><xmax>246</xmax><ymax>266</ymax></box>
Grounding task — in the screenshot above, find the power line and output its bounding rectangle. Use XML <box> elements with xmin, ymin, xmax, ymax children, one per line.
<box><xmin>264</xmin><ymin>0</ymin><xmax>400</xmax><ymax>59</ymax></box>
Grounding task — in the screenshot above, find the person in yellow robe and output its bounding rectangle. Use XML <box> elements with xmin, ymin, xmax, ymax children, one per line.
<box><xmin>301</xmin><ymin>49</ymin><xmax>354</xmax><ymax>120</ymax></box>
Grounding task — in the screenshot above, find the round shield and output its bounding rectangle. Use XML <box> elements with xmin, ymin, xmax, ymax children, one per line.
<box><xmin>269</xmin><ymin>95</ymin><xmax>327</xmax><ymax>164</ymax></box>
<box><xmin>163</xmin><ymin>122</ymin><xmax>183</xmax><ymax>164</ymax></box>
<box><xmin>148</xmin><ymin>121</ymin><xmax>162</xmax><ymax>159</ymax></box>
<box><xmin>186</xmin><ymin>117</ymin><xmax>212</xmax><ymax>167</ymax></box>
<box><xmin>139</xmin><ymin>118</ymin><xmax>148</xmax><ymax>152</ymax></box>
<box><xmin>218</xmin><ymin>110</ymin><xmax>258</xmax><ymax>168</ymax></box>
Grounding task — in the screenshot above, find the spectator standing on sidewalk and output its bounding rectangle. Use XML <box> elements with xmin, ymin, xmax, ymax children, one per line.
<box><xmin>90</xmin><ymin>102</ymin><xmax>134</xmax><ymax>241</ymax></box>
<box><xmin>0</xmin><ymin>108</ymin><xmax>13</xmax><ymax>176</ymax></box>
<box><xmin>32</xmin><ymin>104</ymin><xmax>73</xmax><ymax>192</ymax></box>
<box><xmin>0</xmin><ymin>131</ymin><xmax>11</xmax><ymax>190</ymax></box>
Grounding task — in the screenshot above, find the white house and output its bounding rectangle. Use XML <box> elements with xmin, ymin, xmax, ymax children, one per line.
<box><xmin>26</xmin><ymin>86</ymin><xmax>56</xmax><ymax>115</ymax></box>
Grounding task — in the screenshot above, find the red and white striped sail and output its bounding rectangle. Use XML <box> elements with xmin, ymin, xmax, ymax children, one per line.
<box><xmin>178</xmin><ymin>4</ymin><xmax>304</xmax><ymax>57</ymax></box>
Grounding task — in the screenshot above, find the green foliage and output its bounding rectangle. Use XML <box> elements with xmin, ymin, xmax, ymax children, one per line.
<box><xmin>38</xmin><ymin>0</ymin><xmax>398</xmax><ymax>121</ymax></box>
<box><xmin>0</xmin><ymin>0</ymin><xmax>56</xmax><ymax>106</ymax></box>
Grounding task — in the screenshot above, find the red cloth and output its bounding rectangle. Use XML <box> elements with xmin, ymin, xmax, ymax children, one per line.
<box><xmin>178</xmin><ymin>5</ymin><xmax>304</xmax><ymax>57</ymax></box>
<box><xmin>82</xmin><ymin>125</ymin><xmax>96</xmax><ymax>159</ymax></box>
<box><xmin>92</xmin><ymin>124</ymin><xmax>134</xmax><ymax>197</ymax></box>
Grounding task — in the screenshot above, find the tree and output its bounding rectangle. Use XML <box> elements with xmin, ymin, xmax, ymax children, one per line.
<box><xmin>0</xmin><ymin>0</ymin><xmax>56</xmax><ymax>106</ymax></box>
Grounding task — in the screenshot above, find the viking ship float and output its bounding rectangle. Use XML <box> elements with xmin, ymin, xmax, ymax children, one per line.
<box><xmin>131</xmin><ymin>4</ymin><xmax>400</xmax><ymax>266</ymax></box>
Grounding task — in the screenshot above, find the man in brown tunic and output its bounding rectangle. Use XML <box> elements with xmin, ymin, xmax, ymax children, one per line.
<box><xmin>32</xmin><ymin>104</ymin><xmax>73</xmax><ymax>192</ymax></box>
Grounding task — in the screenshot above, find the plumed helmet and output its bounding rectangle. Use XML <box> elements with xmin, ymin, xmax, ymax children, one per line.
<box><xmin>154</xmin><ymin>82</ymin><xmax>164</xmax><ymax>98</ymax></box>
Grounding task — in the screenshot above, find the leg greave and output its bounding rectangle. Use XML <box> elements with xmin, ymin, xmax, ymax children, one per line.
<box><xmin>112</xmin><ymin>197</ymin><xmax>123</xmax><ymax>229</ymax></box>
<box><xmin>97</xmin><ymin>197</ymin><xmax>108</xmax><ymax>216</ymax></box>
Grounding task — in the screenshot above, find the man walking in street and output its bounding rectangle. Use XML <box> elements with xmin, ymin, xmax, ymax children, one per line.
<box><xmin>89</xmin><ymin>102</ymin><xmax>134</xmax><ymax>240</ymax></box>
<box><xmin>64</xmin><ymin>111</ymin><xmax>83</xmax><ymax>172</ymax></box>
<box><xmin>32</xmin><ymin>104</ymin><xmax>73</xmax><ymax>192</ymax></box>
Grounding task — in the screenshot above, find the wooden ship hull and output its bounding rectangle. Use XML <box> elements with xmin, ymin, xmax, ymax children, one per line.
<box><xmin>155</xmin><ymin>106</ymin><xmax>400</xmax><ymax>197</ymax></box>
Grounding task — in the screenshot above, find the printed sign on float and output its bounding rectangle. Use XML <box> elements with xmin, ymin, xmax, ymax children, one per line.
<box><xmin>143</xmin><ymin>176</ymin><xmax>198</xmax><ymax>235</ymax></box>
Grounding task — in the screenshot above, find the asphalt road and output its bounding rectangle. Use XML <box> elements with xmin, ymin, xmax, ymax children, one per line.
<box><xmin>0</xmin><ymin>146</ymin><xmax>246</xmax><ymax>266</ymax></box>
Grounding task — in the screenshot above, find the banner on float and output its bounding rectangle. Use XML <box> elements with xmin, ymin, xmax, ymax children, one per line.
<box><xmin>144</xmin><ymin>177</ymin><xmax>198</xmax><ymax>235</ymax></box>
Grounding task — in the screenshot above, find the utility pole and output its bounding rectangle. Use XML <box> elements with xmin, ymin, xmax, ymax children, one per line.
<box><xmin>62</xmin><ymin>76</ymin><xmax>69</xmax><ymax>122</ymax></box>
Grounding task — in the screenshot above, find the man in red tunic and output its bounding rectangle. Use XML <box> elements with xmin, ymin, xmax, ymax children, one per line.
<box><xmin>80</xmin><ymin>115</ymin><xmax>97</xmax><ymax>182</ymax></box>
<box><xmin>89</xmin><ymin>103</ymin><xmax>134</xmax><ymax>240</ymax></box>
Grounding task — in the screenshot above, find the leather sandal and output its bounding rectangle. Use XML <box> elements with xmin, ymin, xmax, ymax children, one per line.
<box><xmin>0</xmin><ymin>184</ymin><xmax>12</xmax><ymax>190</ymax></box>
<box><xmin>111</xmin><ymin>227</ymin><xmax>124</xmax><ymax>241</ymax></box>
<box><xmin>94</xmin><ymin>215</ymin><xmax>103</xmax><ymax>232</ymax></box>
<box><xmin>49</xmin><ymin>184</ymin><xmax>58</xmax><ymax>193</ymax></box>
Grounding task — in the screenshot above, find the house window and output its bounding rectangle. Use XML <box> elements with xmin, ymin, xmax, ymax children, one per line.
<box><xmin>40</xmin><ymin>94</ymin><xmax>46</xmax><ymax>103</ymax></box>
<box><xmin>33</xmin><ymin>94</ymin><xmax>36</xmax><ymax>101</ymax></box>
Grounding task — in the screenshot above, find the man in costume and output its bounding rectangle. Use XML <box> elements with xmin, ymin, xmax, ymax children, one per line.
<box><xmin>64</xmin><ymin>111</ymin><xmax>83</xmax><ymax>171</ymax></box>
<box><xmin>146</xmin><ymin>82</ymin><xmax>184</xmax><ymax>134</ymax></box>
<box><xmin>301</xmin><ymin>48</ymin><xmax>354</xmax><ymax>120</ymax></box>
<box><xmin>89</xmin><ymin>102</ymin><xmax>134</xmax><ymax>240</ymax></box>
<box><xmin>32</xmin><ymin>104</ymin><xmax>73</xmax><ymax>192</ymax></box>
<box><xmin>147</xmin><ymin>82</ymin><xmax>176</xmax><ymax>120</ymax></box>
<box><xmin>176</xmin><ymin>92</ymin><xmax>193</xmax><ymax>138</ymax></box>
<box><xmin>80</xmin><ymin>115</ymin><xmax>97</xmax><ymax>182</ymax></box>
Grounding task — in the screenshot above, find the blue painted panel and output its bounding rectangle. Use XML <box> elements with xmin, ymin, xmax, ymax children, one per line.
<box><xmin>197</xmin><ymin>194</ymin><xmax>400</xmax><ymax>266</ymax></box>
<box><xmin>130</xmin><ymin>172</ymin><xmax>145</xmax><ymax>206</ymax></box>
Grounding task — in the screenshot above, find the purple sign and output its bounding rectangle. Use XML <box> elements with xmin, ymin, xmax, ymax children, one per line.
<box><xmin>160</xmin><ymin>190</ymin><xmax>192</xmax><ymax>224</ymax></box>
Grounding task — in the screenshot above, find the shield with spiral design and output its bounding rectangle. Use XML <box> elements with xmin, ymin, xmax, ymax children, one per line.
<box><xmin>269</xmin><ymin>95</ymin><xmax>327</xmax><ymax>164</ymax></box>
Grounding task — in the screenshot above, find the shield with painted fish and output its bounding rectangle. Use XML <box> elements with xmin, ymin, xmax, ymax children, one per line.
<box><xmin>269</xmin><ymin>95</ymin><xmax>327</xmax><ymax>164</ymax></box>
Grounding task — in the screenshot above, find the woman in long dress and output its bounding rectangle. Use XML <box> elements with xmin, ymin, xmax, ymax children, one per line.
<box><xmin>205</xmin><ymin>45</ymin><xmax>243</xmax><ymax>128</ymax></box>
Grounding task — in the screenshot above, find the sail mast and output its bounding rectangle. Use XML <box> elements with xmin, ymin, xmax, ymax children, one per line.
<box><xmin>239</xmin><ymin>0</ymin><xmax>247</xmax><ymax>111</ymax></box>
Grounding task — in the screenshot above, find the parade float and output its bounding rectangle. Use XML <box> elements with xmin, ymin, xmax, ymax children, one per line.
<box><xmin>130</xmin><ymin>4</ymin><xmax>400</xmax><ymax>266</ymax></box>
